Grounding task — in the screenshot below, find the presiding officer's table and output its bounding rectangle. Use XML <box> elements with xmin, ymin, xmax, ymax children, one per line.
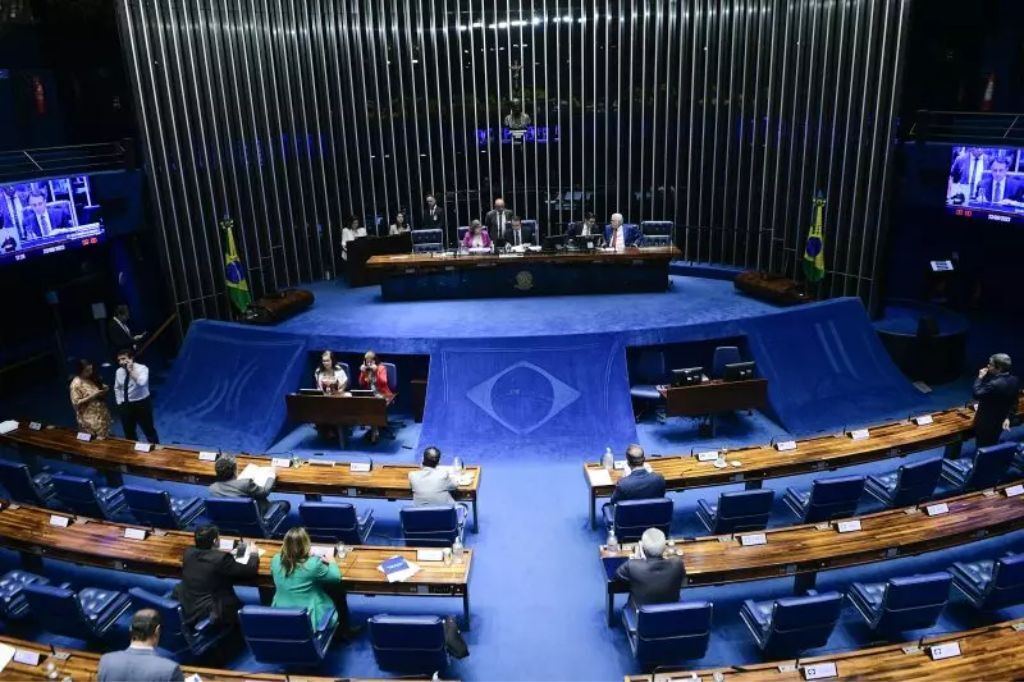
<box><xmin>365</xmin><ymin>246</ymin><xmax>681</xmax><ymax>300</ymax></box>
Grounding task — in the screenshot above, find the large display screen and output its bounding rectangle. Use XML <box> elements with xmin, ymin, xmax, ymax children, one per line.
<box><xmin>946</xmin><ymin>146</ymin><xmax>1024</xmax><ymax>224</ymax></box>
<box><xmin>0</xmin><ymin>175</ymin><xmax>104</xmax><ymax>265</ymax></box>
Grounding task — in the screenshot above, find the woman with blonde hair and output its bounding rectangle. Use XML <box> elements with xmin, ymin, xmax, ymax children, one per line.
<box><xmin>270</xmin><ymin>527</ymin><xmax>355</xmax><ymax>635</ymax></box>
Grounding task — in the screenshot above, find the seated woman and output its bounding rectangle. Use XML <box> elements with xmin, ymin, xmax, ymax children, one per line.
<box><xmin>341</xmin><ymin>218</ymin><xmax>368</xmax><ymax>261</ymax></box>
<box><xmin>270</xmin><ymin>527</ymin><xmax>355</xmax><ymax>636</ymax></box>
<box><xmin>461</xmin><ymin>219</ymin><xmax>491</xmax><ymax>250</ymax></box>
<box><xmin>313</xmin><ymin>351</ymin><xmax>349</xmax><ymax>440</ymax></box>
<box><xmin>388</xmin><ymin>210</ymin><xmax>410</xmax><ymax>235</ymax></box>
<box><xmin>359</xmin><ymin>350</ymin><xmax>395</xmax><ymax>444</ymax></box>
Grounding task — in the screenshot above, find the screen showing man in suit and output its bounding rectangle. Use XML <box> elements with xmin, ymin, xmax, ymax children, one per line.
<box><xmin>947</xmin><ymin>146</ymin><xmax>1024</xmax><ymax>222</ymax></box>
<box><xmin>0</xmin><ymin>174</ymin><xmax>104</xmax><ymax>266</ymax></box>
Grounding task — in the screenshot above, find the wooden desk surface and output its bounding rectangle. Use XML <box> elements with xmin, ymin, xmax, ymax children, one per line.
<box><xmin>626</xmin><ymin>618</ymin><xmax>1024</xmax><ymax>681</ymax></box>
<box><xmin>600</xmin><ymin>479</ymin><xmax>1024</xmax><ymax>587</ymax></box>
<box><xmin>365</xmin><ymin>245</ymin><xmax>681</xmax><ymax>272</ymax></box>
<box><xmin>659</xmin><ymin>378</ymin><xmax>769</xmax><ymax>416</ymax></box>
<box><xmin>0</xmin><ymin>501</ymin><xmax>472</xmax><ymax>595</ymax></box>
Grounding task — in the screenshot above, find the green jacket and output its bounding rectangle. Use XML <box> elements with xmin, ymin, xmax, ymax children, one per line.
<box><xmin>270</xmin><ymin>554</ymin><xmax>342</xmax><ymax>629</ymax></box>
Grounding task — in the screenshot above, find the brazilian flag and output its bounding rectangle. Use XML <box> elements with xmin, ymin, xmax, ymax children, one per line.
<box><xmin>802</xmin><ymin>194</ymin><xmax>827</xmax><ymax>283</ymax></box>
<box><xmin>222</xmin><ymin>219</ymin><xmax>251</xmax><ymax>313</ymax></box>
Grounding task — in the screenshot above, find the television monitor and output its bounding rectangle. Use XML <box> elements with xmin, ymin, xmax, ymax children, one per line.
<box><xmin>671</xmin><ymin>367</ymin><xmax>704</xmax><ymax>387</ymax></box>
<box><xmin>0</xmin><ymin>175</ymin><xmax>104</xmax><ymax>266</ymax></box>
<box><xmin>723</xmin><ymin>361</ymin><xmax>756</xmax><ymax>382</ymax></box>
<box><xmin>946</xmin><ymin>146</ymin><xmax>1024</xmax><ymax>224</ymax></box>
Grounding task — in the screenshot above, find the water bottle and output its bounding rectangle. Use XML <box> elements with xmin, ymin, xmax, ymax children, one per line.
<box><xmin>453</xmin><ymin>456</ymin><xmax>463</xmax><ymax>473</ymax></box>
<box><xmin>606</xmin><ymin>529</ymin><xmax>619</xmax><ymax>552</ymax></box>
<box><xmin>602</xmin><ymin>447</ymin><xmax>614</xmax><ymax>471</ymax></box>
<box><xmin>452</xmin><ymin>536</ymin><xmax>465</xmax><ymax>564</ymax></box>
<box><xmin>666</xmin><ymin>537</ymin><xmax>677</xmax><ymax>557</ymax></box>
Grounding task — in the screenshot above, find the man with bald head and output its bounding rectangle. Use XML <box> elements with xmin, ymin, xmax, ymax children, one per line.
<box><xmin>973</xmin><ymin>353</ymin><xmax>1020</xmax><ymax>448</ymax></box>
<box><xmin>603</xmin><ymin>444</ymin><xmax>667</xmax><ymax>529</ymax></box>
<box><xmin>604</xmin><ymin>212</ymin><xmax>640</xmax><ymax>251</ymax></box>
<box><xmin>614</xmin><ymin>527</ymin><xmax>685</xmax><ymax>606</ymax></box>
<box><xmin>484</xmin><ymin>197</ymin><xmax>513</xmax><ymax>236</ymax></box>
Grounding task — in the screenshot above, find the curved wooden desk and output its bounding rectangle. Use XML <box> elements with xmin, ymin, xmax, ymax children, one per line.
<box><xmin>600</xmin><ymin>479</ymin><xmax>1024</xmax><ymax>624</ymax></box>
<box><xmin>584</xmin><ymin>396</ymin><xmax>1024</xmax><ymax>527</ymax></box>
<box><xmin>0</xmin><ymin>423</ymin><xmax>482</xmax><ymax>531</ymax></box>
<box><xmin>0</xmin><ymin>502</ymin><xmax>473</xmax><ymax>626</ymax></box>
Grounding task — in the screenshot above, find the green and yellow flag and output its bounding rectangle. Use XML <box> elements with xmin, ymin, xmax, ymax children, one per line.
<box><xmin>222</xmin><ymin>219</ymin><xmax>251</xmax><ymax>313</ymax></box>
<box><xmin>802</xmin><ymin>194</ymin><xmax>826</xmax><ymax>283</ymax></box>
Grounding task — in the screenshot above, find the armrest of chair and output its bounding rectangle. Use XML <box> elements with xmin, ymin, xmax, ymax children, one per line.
<box><xmin>315</xmin><ymin>606</ymin><xmax>337</xmax><ymax>634</ymax></box>
<box><xmin>357</xmin><ymin>508</ymin><xmax>374</xmax><ymax>526</ymax></box>
<box><xmin>58</xmin><ymin>582</ymin><xmax>72</xmax><ymax>590</ymax></box>
<box><xmin>193</xmin><ymin>616</ymin><xmax>214</xmax><ymax>632</ymax></box>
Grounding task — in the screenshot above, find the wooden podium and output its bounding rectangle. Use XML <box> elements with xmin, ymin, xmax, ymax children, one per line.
<box><xmin>659</xmin><ymin>378</ymin><xmax>769</xmax><ymax>436</ymax></box>
<box><xmin>286</xmin><ymin>392</ymin><xmax>393</xmax><ymax>447</ymax></box>
<box><xmin>347</xmin><ymin>232</ymin><xmax>414</xmax><ymax>287</ymax></box>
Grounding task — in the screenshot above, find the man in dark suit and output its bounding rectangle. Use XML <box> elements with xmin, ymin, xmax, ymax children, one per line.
<box><xmin>97</xmin><ymin>609</ymin><xmax>183</xmax><ymax>681</ymax></box>
<box><xmin>208</xmin><ymin>454</ymin><xmax>289</xmax><ymax>516</ymax></box>
<box><xmin>609</xmin><ymin>445</ymin><xmax>666</xmax><ymax>507</ymax></box>
<box><xmin>614</xmin><ymin>527</ymin><xmax>685</xmax><ymax>606</ymax></box>
<box><xmin>948</xmin><ymin>147</ymin><xmax>989</xmax><ymax>201</ymax></box>
<box><xmin>484</xmin><ymin>197</ymin><xmax>513</xmax><ymax>236</ymax></box>
<box><xmin>420</xmin><ymin>193</ymin><xmax>452</xmax><ymax>246</ymax></box>
<box><xmin>108</xmin><ymin>304</ymin><xmax>145</xmax><ymax>354</ymax></box>
<box><xmin>975</xmin><ymin>158</ymin><xmax>1024</xmax><ymax>206</ymax></box>
<box><xmin>174</xmin><ymin>524</ymin><xmax>258</xmax><ymax>628</ymax></box>
<box><xmin>604</xmin><ymin>212</ymin><xmax>641</xmax><ymax>250</ymax></box>
<box><xmin>973</xmin><ymin>353</ymin><xmax>1020</xmax><ymax>448</ymax></box>
<box><xmin>502</xmin><ymin>215</ymin><xmax>536</xmax><ymax>247</ymax></box>
<box><xmin>21</xmin><ymin>191</ymin><xmax>72</xmax><ymax>239</ymax></box>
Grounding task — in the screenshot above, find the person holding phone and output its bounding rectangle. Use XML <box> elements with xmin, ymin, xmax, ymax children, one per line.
<box><xmin>114</xmin><ymin>348</ymin><xmax>159</xmax><ymax>443</ymax></box>
<box><xmin>359</xmin><ymin>350</ymin><xmax>394</xmax><ymax>443</ymax></box>
<box><xmin>70</xmin><ymin>358</ymin><xmax>112</xmax><ymax>438</ymax></box>
<box><xmin>973</xmin><ymin>353</ymin><xmax>1020</xmax><ymax>447</ymax></box>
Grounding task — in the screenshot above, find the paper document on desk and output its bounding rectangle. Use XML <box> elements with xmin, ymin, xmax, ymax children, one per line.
<box><xmin>0</xmin><ymin>642</ymin><xmax>14</xmax><ymax>672</ymax></box>
<box><xmin>238</xmin><ymin>464</ymin><xmax>274</xmax><ymax>488</ymax></box>
<box><xmin>378</xmin><ymin>555</ymin><xmax>422</xmax><ymax>583</ymax></box>
<box><xmin>589</xmin><ymin>469</ymin><xmax>613</xmax><ymax>486</ymax></box>
<box><xmin>0</xmin><ymin>420</ymin><xmax>17</xmax><ymax>435</ymax></box>
<box><xmin>457</xmin><ymin>473</ymin><xmax>474</xmax><ymax>486</ymax></box>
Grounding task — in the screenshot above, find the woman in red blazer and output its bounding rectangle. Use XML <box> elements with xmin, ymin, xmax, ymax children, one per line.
<box><xmin>359</xmin><ymin>350</ymin><xmax>394</xmax><ymax>443</ymax></box>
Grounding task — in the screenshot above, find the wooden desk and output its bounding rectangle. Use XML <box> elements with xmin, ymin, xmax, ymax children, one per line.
<box><xmin>347</xmin><ymin>232</ymin><xmax>413</xmax><ymax>287</ymax></box>
<box><xmin>659</xmin><ymin>378</ymin><xmax>769</xmax><ymax>416</ymax></box>
<box><xmin>600</xmin><ymin>479</ymin><xmax>1024</xmax><ymax>625</ymax></box>
<box><xmin>0</xmin><ymin>501</ymin><xmax>474</xmax><ymax>626</ymax></box>
<box><xmin>0</xmin><ymin>424</ymin><xmax>482</xmax><ymax>532</ymax></box>
<box><xmin>626</xmin><ymin>618</ymin><xmax>1024</xmax><ymax>681</ymax></box>
<box><xmin>286</xmin><ymin>392</ymin><xmax>392</xmax><ymax>431</ymax></box>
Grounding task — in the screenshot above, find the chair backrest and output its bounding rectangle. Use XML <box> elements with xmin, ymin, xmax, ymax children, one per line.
<box><xmin>633</xmin><ymin>349</ymin><xmax>667</xmax><ymax>385</ymax></box>
<box><xmin>889</xmin><ymin>456</ymin><xmax>944</xmax><ymax>507</ymax></box>
<box><xmin>0</xmin><ymin>460</ymin><xmax>48</xmax><ymax>505</ymax></box>
<box><xmin>369</xmin><ymin>614</ymin><xmax>447</xmax><ymax>674</ymax></box>
<box><xmin>873</xmin><ymin>572</ymin><xmax>951</xmax><ymax>631</ymax></box>
<box><xmin>23</xmin><ymin>584</ymin><xmax>92</xmax><ymax>640</ymax></box>
<box><xmin>456</xmin><ymin>225</ymin><xmax>470</xmax><ymax>242</ymax></box>
<box><xmin>299</xmin><ymin>502</ymin><xmax>361</xmax><ymax>544</ymax></box>
<box><xmin>123</xmin><ymin>485</ymin><xmax>179</xmax><ymax>528</ymax></box>
<box><xmin>711</xmin><ymin>346</ymin><xmax>742</xmax><ymax>379</ymax></box>
<box><xmin>964</xmin><ymin>442</ymin><xmax>1015</xmax><ymax>490</ymax></box>
<box><xmin>382</xmin><ymin>362</ymin><xmax>398</xmax><ymax>391</ymax></box>
<box><xmin>613</xmin><ymin>498</ymin><xmax>674</xmax><ymax>543</ymax></box>
<box><xmin>239</xmin><ymin>606</ymin><xmax>326</xmax><ymax>665</ymax></box>
<box><xmin>713</xmin><ymin>489</ymin><xmax>775</xmax><ymax>534</ymax></box>
<box><xmin>802</xmin><ymin>475</ymin><xmax>865</xmax><ymax>522</ymax></box>
<box><xmin>128</xmin><ymin>587</ymin><xmax>191</xmax><ymax>655</ymax></box>
<box><xmin>634</xmin><ymin>601</ymin><xmax>712</xmax><ymax>663</ymax></box>
<box><xmin>400</xmin><ymin>505</ymin><xmax>460</xmax><ymax>547</ymax></box>
<box><xmin>640</xmin><ymin>220</ymin><xmax>673</xmax><ymax>237</ymax></box>
<box><xmin>0</xmin><ymin>570</ymin><xmax>49</xmax><ymax>619</ymax></box>
<box><xmin>762</xmin><ymin>592</ymin><xmax>842</xmax><ymax>653</ymax></box>
<box><xmin>986</xmin><ymin>554</ymin><xmax>1024</xmax><ymax>608</ymax></box>
<box><xmin>336</xmin><ymin>361</ymin><xmax>351</xmax><ymax>381</ymax></box>
<box><xmin>51</xmin><ymin>474</ymin><xmax>107</xmax><ymax>519</ymax></box>
<box><xmin>521</xmin><ymin>219</ymin><xmax>539</xmax><ymax>243</ymax></box>
<box><xmin>411</xmin><ymin>228</ymin><xmax>443</xmax><ymax>252</ymax></box>
<box><xmin>205</xmin><ymin>497</ymin><xmax>269</xmax><ymax>538</ymax></box>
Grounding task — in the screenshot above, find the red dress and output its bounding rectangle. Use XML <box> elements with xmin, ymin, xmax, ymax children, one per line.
<box><xmin>359</xmin><ymin>364</ymin><xmax>394</xmax><ymax>399</ymax></box>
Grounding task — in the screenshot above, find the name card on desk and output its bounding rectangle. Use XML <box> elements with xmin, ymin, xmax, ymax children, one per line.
<box><xmin>802</xmin><ymin>662</ymin><xmax>838</xmax><ymax>680</ymax></box>
<box><xmin>123</xmin><ymin>527</ymin><xmax>147</xmax><ymax>540</ymax></box>
<box><xmin>350</xmin><ymin>462</ymin><xmax>372</xmax><ymax>473</ymax></box>
<box><xmin>928</xmin><ymin>641</ymin><xmax>961</xmax><ymax>660</ymax></box>
<box><xmin>774</xmin><ymin>440</ymin><xmax>797</xmax><ymax>452</ymax></box>
<box><xmin>695</xmin><ymin>450</ymin><xmax>719</xmax><ymax>462</ymax></box>
<box><xmin>847</xmin><ymin>428</ymin><xmax>870</xmax><ymax>440</ymax></box>
<box><xmin>835</xmin><ymin>519</ymin><xmax>862</xmax><ymax>533</ymax></box>
<box><xmin>48</xmin><ymin>515</ymin><xmax>70</xmax><ymax>528</ymax></box>
<box><xmin>218</xmin><ymin>538</ymin><xmax>235</xmax><ymax>552</ymax></box>
<box><xmin>739</xmin><ymin>533</ymin><xmax>767</xmax><ymax>547</ymax></box>
<box><xmin>912</xmin><ymin>414</ymin><xmax>934</xmax><ymax>426</ymax></box>
<box><xmin>133</xmin><ymin>442</ymin><xmax>153</xmax><ymax>453</ymax></box>
<box><xmin>198</xmin><ymin>451</ymin><xmax>218</xmax><ymax>462</ymax></box>
<box><xmin>613</xmin><ymin>460</ymin><xmax>627</xmax><ymax>471</ymax></box>
<box><xmin>28</xmin><ymin>422</ymin><xmax>42</xmax><ymax>431</ymax></box>
<box><xmin>12</xmin><ymin>650</ymin><xmax>40</xmax><ymax>666</ymax></box>
<box><xmin>416</xmin><ymin>549</ymin><xmax>444</xmax><ymax>562</ymax></box>
<box><xmin>1005</xmin><ymin>484</ymin><xmax>1024</xmax><ymax>498</ymax></box>
<box><xmin>75</xmin><ymin>432</ymin><xmax>93</xmax><ymax>442</ymax></box>
<box><xmin>925</xmin><ymin>502</ymin><xmax>949</xmax><ymax>516</ymax></box>
<box><xmin>271</xmin><ymin>457</ymin><xmax>292</xmax><ymax>468</ymax></box>
<box><xmin>310</xmin><ymin>545</ymin><xmax>335</xmax><ymax>560</ymax></box>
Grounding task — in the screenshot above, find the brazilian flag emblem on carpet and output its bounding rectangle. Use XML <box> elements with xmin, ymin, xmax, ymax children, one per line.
<box><xmin>803</xmin><ymin>194</ymin><xmax>827</xmax><ymax>283</ymax></box>
<box><xmin>222</xmin><ymin>219</ymin><xmax>251</xmax><ymax>313</ymax></box>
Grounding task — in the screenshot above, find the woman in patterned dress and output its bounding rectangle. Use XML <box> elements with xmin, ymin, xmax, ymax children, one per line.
<box><xmin>69</xmin><ymin>359</ymin><xmax>111</xmax><ymax>438</ymax></box>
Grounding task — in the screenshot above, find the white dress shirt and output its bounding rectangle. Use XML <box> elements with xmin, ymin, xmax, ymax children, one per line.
<box><xmin>611</xmin><ymin>226</ymin><xmax>626</xmax><ymax>250</ymax></box>
<box><xmin>114</xmin><ymin>363</ymin><xmax>151</xmax><ymax>405</ymax></box>
<box><xmin>341</xmin><ymin>226</ymin><xmax>368</xmax><ymax>260</ymax></box>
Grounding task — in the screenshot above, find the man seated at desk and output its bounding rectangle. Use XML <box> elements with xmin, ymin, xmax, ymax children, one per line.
<box><xmin>409</xmin><ymin>446</ymin><xmax>459</xmax><ymax>505</ymax></box>
<box><xmin>615</xmin><ymin>527</ymin><xmax>685</xmax><ymax>607</ymax></box>
<box><xmin>359</xmin><ymin>350</ymin><xmax>394</xmax><ymax>444</ymax></box>
<box><xmin>604</xmin><ymin>445</ymin><xmax>666</xmax><ymax>525</ymax></box>
<box><xmin>502</xmin><ymin>215</ymin><xmax>535</xmax><ymax>248</ymax></box>
<box><xmin>175</xmin><ymin>524</ymin><xmax>259</xmax><ymax>633</ymax></box>
<box><xmin>209</xmin><ymin>454</ymin><xmax>289</xmax><ymax>517</ymax></box>
<box><xmin>604</xmin><ymin>212</ymin><xmax>640</xmax><ymax>251</ymax></box>
<box><xmin>568</xmin><ymin>212</ymin><xmax>603</xmax><ymax>243</ymax></box>
<box><xmin>461</xmin><ymin>219</ymin><xmax>492</xmax><ymax>250</ymax></box>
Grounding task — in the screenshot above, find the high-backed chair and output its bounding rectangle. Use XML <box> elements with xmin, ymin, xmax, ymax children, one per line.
<box><xmin>521</xmin><ymin>219</ymin><xmax>539</xmax><ymax>244</ymax></box>
<box><xmin>865</xmin><ymin>456</ymin><xmax>944</xmax><ymax>508</ymax></box>
<box><xmin>400</xmin><ymin>505</ymin><xmax>465</xmax><ymax>547</ymax></box>
<box><xmin>411</xmin><ymin>228</ymin><xmax>444</xmax><ymax>253</ymax></box>
<box><xmin>0</xmin><ymin>570</ymin><xmax>48</xmax><ymax>619</ymax></box>
<box><xmin>710</xmin><ymin>345</ymin><xmax>742</xmax><ymax>380</ymax></box>
<box><xmin>941</xmin><ymin>441</ymin><xmax>1015</xmax><ymax>492</ymax></box>
<box><xmin>629</xmin><ymin>349</ymin><xmax>668</xmax><ymax>421</ymax></box>
<box><xmin>783</xmin><ymin>475</ymin><xmax>865</xmax><ymax>523</ymax></box>
<box><xmin>381</xmin><ymin>362</ymin><xmax>398</xmax><ymax>392</ymax></box>
<box><xmin>848</xmin><ymin>572</ymin><xmax>952</xmax><ymax>635</ymax></box>
<box><xmin>299</xmin><ymin>502</ymin><xmax>374</xmax><ymax>544</ymax></box>
<box><xmin>51</xmin><ymin>473</ymin><xmax>127</xmax><ymax>520</ymax></box>
<box><xmin>456</xmin><ymin>225</ymin><xmax>471</xmax><ymax>243</ymax></box>
<box><xmin>621</xmin><ymin>600</ymin><xmax>712</xmax><ymax>665</ymax></box>
<box><xmin>740</xmin><ymin>591</ymin><xmax>843</xmax><ymax>656</ymax></box>
<box><xmin>128</xmin><ymin>587</ymin><xmax>228</xmax><ymax>658</ymax></box>
<box><xmin>239</xmin><ymin>605</ymin><xmax>337</xmax><ymax>667</ymax></box>
<box><xmin>0</xmin><ymin>460</ymin><xmax>58</xmax><ymax>507</ymax></box>
<box><xmin>696</xmin><ymin>489</ymin><xmax>774</xmax><ymax>535</ymax></box>
<box><xmin>23</xmin><ymin>582</ymin><xmax>131</xmax><ymax>642</ymax></box>
<box><xmin>604</xmin><ymin>498</ymin><xmax>673</xmax><ymax>543</ymax></box>
<box><xmin>950</xmin><ymin>552</ymin><xmax>1024</xmax><ymax>610</ymax></box>
<box><xmin>639</xmin><ymin>221</ymin><xmax>673</xmax><ymax>247</ymax></box>
<box><xmin>123</xmin><ymin>485</ymin><xmax>205</xmax><ymax>530</ymax></box>
<box><xmin>205</xmin><ymin>497</ymin><xmax>289</xmax><ymax>538</ymax></box>
<box><xmin>369</xmin><ymin>614</ymin><xmax>449</xmax><ymax>674</ymax></box>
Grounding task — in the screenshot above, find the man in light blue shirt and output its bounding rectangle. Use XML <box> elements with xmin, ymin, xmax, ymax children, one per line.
<box><xmin>408</xmin><ymin>446</ymin><xmax>459</xmax><ymax>506</ymax></box>
<box><xmin>97</xmin><ymin>609</ymin><xmax>183</xmax><ymax>681</ymax></box>
<box><xmin>114</xmin><ymin>348</ymin><xmax>159</xmax><ymax>443</ymax></box>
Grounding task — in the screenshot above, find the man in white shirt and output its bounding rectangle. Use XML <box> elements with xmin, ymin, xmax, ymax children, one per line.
<box><xmin>408</xmin><ymin>446</ymin><xmax>459</xmax><ymax>506</ymax></box>
<box><xmin>114</xmin><ymin>348</ymin><xmax>159</xmax><ymax>443</ymax></box>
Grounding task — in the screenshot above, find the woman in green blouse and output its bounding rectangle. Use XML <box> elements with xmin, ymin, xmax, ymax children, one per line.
<box><xmin>270</xmin><ymin>526</ymin><xmax>345</xmax><ymax>630</ymax></box>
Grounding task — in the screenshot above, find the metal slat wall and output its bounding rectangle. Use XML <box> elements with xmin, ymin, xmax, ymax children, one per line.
<box><xmin>117</xmin><ymin>0</ymin><xmax>911</xmax><ymax>332</ymax></box>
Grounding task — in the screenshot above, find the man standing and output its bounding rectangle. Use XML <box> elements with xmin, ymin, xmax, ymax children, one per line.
<box><xmin>114</xmin><ymin>348</ymin><xmax>159</xmax><ymax>443</ymax></box>
<box><xmin>604</xmin><ymin>213</ymin><xmax>639</xmax><ymax>251</ymax></box>
<box><xmin>409</xmin><ymin>446</ymin><xmax>460</xmax><ymax>506</ymax></box>
<box><xmin>108</xmin><ymin>303</ymin><xmax>146</xmax><ymax>354</ymax></box>
<box><xmin>421</xmin><ymin>193</ymin><xmax>450</xmax><ymax>246</ymax></box>
<box><xmin>973</xmin><ymin>353</ymin><xmax>1020</xmax><ymax>448</ymax></box>
<box><xmin>484</xmin><ymin>197</ymin><xmax>513</xmax><ymax>237</ymax></box>
<box><xmin>175</xmin><ymin>524</ymin><xmax>259</xmax><ymax>630</ymax></box>
<box><xmin>502</xmin><ymin>215</ymin><xmax>535</xmax><ymax>247</ymax></box>
<box><xmin>614</xmin><ymin>528</ymin><xmax>685</xmax><ymax>607</ymax></box>
<box><xmin>97</xmin><ymin>609</ymin><xmax>183</xmax><ymax>682</ymax></box>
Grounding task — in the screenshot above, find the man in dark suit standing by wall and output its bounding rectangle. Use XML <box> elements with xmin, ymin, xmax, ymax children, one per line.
<box><xmin>175</xmin><ymin>524</ymin><xmax>259</xmax><ymax>630</ymax></box>
<box><xmin>420</xmin><ymin>193</ymin><xmax>451</xmax><ymax>247</ymax></box>
<box><xmin>108</xmin><ymin>303</ymin><xmax>145</xmax><ymax>354</ymax></box>
<box><xmin>614</xmin><ymin>527</ymin><xmax>685</xmax><ymax>606</ymax></box>
<box><xmin>973</xmin><ymin>353</ymin><xmax>1020</xmax><ymax>447</ymax></box>
<box><xmin>484</xmin><ymin>196</ymin><xmax>513</xmax><ymax>237</ymax></box>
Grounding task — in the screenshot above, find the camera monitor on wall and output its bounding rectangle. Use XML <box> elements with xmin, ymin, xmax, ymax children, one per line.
<box><xmin>946</xmin><ymin>146</ymin><xmax>1024</xmax><ymax>225</ymax></box>
<box><xmin>0</xmin><ymin>174</ymin><xmax>104</xmax><ymax>266</ymax></box>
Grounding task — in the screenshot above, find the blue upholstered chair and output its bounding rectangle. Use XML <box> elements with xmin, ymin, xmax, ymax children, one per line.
<box><xmin>740</xmin><ymin>591</ymin><xmax>843</xmax><ymax>656</ymax></box>
<box><xmin>940</xmin><ymin>442</ymin><xmax>1015</xmax><ymax>492</ymax></box>
<box><xmin>369</xmin><ymin>614</ymin><xmax>449</xmax><ymax>674</ymax></box>
<box><xmin>639</xmin><ymin>221</ymin><xmax>673</xmax><ymax>247</ymax></box>
<box><xmin>0</xmin><ymin>460</ymin><xmax>58</xmax><ymax>507</ymax></box>
<box><xmin>204</xmin><ymin>497</ymin><xmax>290</xmax><ymax>538</ymax></box>
<box><xmin>299</xmin><ymin>502</ymin><xmax>374</xmax><ymax>544</ymax></box>
<box><xmin>456</xmin><ymin>225</ymin><xmax>471</xmax><ymax>243</ymax></box>
<box><xmin>128</xmin><ymin>587</ymin><xmax>228</xmax><ymax>658</ymax></box>
<box><xmin>239</xmin><ymin>605</ymin><xmax>337</xmax><ymax>667</ymax></box>
<box><xmin>629</xmin><ymin>349</ymin><xmax>668</xmax><ymax>420</ymax></box>
<box><xmin>400</xmin><ymin>505</ymin><xmax>465</xmax><ymax>547</ymax></box>
<box><xmin>865</xmin><ymin>456</ymin><xmax>944</xmax><ymax>508</ymax></box>
<box><xmin>848</xmin><ymin>572</ymin><xmax>952</xmax><ymax>634</ymax></box>
<box><xmin>23</xmin><ymin>582</ymin><xmax>131</xmax><ymax>641</ymax></box>
<box><xmin>123</xmin><ymin>485</ymin><xmax>205</xmax><ymax>530</ymax></box>
<box><xmin>950</xmin><ymin>553</ymin><xmax>1024</xmax><ymax>610</ymax></box>
<box><xmin>783</xmin><ymin>475</ymin><xmax>865</xmax><ymax>523</ymax></box>
<box><xmin>51</xmin><ymin>473</ymin><xmax>127</xmax><ymax>520</ymax></box>
<box><xmin>411</xmin><ymin>228</ymin><xmax>444</xmax><ymax>253</ymax></box>
<box><xmin>0</xmin><ymin>570</ymin><xmax>48</xmax><ymax>619</ymax></box>
<box><xmin>603</xmin><ymin>498</ymin><xmax>674</xmax><ymax>543</ymax></box>
<box><xmin>710</xmin><ymin>345</ymin><xmax>742</xmax><ymax>380</ymax></box>
<box><xmin>696</xmin><ymin>489</ymin><xmax>774</xmax><ymax>535</ymax></box>
<box><xmin>621</xmin><ymin>600</ymin><xmax>712</xmax><ymax>665</ymax></box>
<box><xmin>381</xmin><ymin>362</ymin><xmax>398</xmax><ymax>392</ymax></box>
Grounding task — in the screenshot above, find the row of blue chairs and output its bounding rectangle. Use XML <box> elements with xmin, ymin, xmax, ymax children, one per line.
<box><xmin>607</xmin><ymin>442</ymin><xmax>1021</xmax><ymax>541</ymax></box>
<box><xmin>623</xmin><ymin>552</ymin><xmax>1024</xmax><ymax>666</ymax></box>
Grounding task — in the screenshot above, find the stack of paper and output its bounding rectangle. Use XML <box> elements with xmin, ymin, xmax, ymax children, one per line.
<box><xmin>378</xmin><ymin>555</ymin><xmax>422</xmax><ymax>583</ymax></box>
<box><xmin>238</xmin><ymin>464</ymin><xmax>274</xmax><ymax>488</ymax></box>
<box><xmin>589</xmin><ymin>469</ymin><xmax>613</xmax><ymax>486</ymax></box>
<box><xmin>0</xmin><ymin>421</ymin><xmax>18</xmax><ymax>435</ymax></box>
<box><xmin>0</xmin><ymin>642</ymin><xmax>15</xmax><ymax>673</ymax></box>
<box><xmin>457</xmin><ymin>473</ymin><xmax>474</xmax><ymax>486</ymax></box>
